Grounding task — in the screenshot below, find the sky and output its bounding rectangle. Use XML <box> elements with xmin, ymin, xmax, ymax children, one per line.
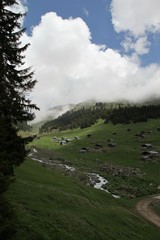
<box><xmin>13</xmin><ymin>0</ymin><xmax>160</xmax><ymax>121</ymax></box>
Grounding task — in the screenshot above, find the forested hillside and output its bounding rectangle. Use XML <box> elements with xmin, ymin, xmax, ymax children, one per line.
<box><xmin>105</xmin><ymin>104</ymin><xmax>160</xmax><ymax>124</ymax></box>
<box><xmin>40</xmin><ymin>103</ymin><xmax>160</xmax><ymax>132</ymax></box>
<box><xmin>40</xmin><ymin>102</ymin><xmax>108</xmax><ymax>132</ymax></box>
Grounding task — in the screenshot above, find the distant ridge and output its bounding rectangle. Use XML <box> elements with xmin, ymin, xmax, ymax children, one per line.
<box><xmin>32</xmin><ymin>98</ymin><xmax>160</xmax><ymax>131</ymax></box>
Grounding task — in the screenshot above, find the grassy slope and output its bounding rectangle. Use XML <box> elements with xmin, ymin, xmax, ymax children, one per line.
<box><xmin>6</xmin><ymin>160</ymin><xmax>160</xmax><ymax>240</ymax></box>
<box><xmin>31</xmin><ymin>119</ymin><xmax>160</xmax><ymax>184</ymax></box>
<box><xmin>6</xmin><ymin>119</ymin><xmax>160</xmax><ymax>239</ymax></box>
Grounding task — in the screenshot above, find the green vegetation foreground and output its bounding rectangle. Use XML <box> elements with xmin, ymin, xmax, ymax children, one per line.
<box><xmin>6</xmin><ymin>159</ymin><xmax>160</xmax><ymax>240</ymax></box>
<box><xmin>6</xmin><ymin>119</ymin><xmax>160</xmax><ymax>239</ymax></box>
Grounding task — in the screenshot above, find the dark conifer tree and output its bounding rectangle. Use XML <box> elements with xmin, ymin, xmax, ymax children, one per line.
<box><xmin>0</xmin><ymin>1</ymin><xmax>38</xmax><ymax>237</ymax></box>
<box><xmin>0</xmin><ymin>0</ymin><xmax>39</xmax><ymax>190</ymax></box>
<box><xmin>0</xmin><ymin>0</ymin><xmax>38</xmax><ymax>123</ymax></box>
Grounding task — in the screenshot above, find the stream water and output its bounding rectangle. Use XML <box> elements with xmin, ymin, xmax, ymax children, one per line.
<box><xmin>89</xmin><ymin>173</ymin><xmax>120</xmax><ymax>198</ymax></box>
<box><xmin>29</xmin><ymin>149</ymin><xmax>120</xmax><ymax>198</ymax></box>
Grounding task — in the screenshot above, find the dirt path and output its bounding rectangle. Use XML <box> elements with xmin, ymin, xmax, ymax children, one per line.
<box><xmin>136</xmin><ymin>195</ymin><xmax>160</xmax><ymax>228</ymax></box>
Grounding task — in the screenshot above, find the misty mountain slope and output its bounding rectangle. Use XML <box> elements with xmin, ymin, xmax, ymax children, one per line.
<box><xmin>40</xmin><ymin>103</ymin><xmax>160</xmax><ymax>132</ymax></box>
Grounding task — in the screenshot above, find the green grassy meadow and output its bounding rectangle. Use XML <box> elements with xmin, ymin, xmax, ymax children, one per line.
<box><xmin>30</xmin><ymin>119</ymin><xmax>160</xmax><ymax>194</ymax></box>
<box><xmin>6</xmin><ymin>119</ymin><xmax>160</xmax><ymax>239</ymax></box>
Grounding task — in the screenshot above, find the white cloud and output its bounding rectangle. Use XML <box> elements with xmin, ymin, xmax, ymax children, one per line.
<box><xmin>83</xmin><ymin>8</ymin><xmax>89</xmax><ymax>17</ymax></box>
<box><xmin>111</xmin><ymin>0</ymin><xmax>160</xmax><ymax>36</ymax></box>
<box><xmin>22</xmin><ymin>12</ymin><xmax>160</xmax><ymax>121</ymax></box>
<box><xmin>122</xmin><ymin>36</ymin><xmax>150</xmax><ymax>55</ymax></box>
<box><xmin>110</xmin><ymin>0</ymin><xmax>160</xmax><ymax>55</ymax></box>
<box><xmin>8</xmin><ymin>0</ymin><xmax>27</xmax><ymax>14</ymax></box>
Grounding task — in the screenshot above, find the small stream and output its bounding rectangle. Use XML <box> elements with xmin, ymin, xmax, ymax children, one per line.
<box><xmin>29</xmin><ymin>148</ymin><xmax>120</xmax><ymax>198</ymax></box>
<box><xmin>89</xmin><ymin>173</ymin><xmax>120</xmax><ymax>198</ymax></box>
<box><xmin>29</xmin><ymin>151</ymin><xmax>75</xmax><ymax>172</ymax></box>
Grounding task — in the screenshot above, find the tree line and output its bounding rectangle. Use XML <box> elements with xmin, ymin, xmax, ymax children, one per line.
<box><xmin>40</xmin><ymin>102</ymin><xmax>108</xmax><ymax>132</ymax></box>
<box><xmin>40</xmin><ymin>103</ymin><xmax>160</xmax><ymax>132</ymax></box>
<box><xmin>105</xmin><ymin>104</ymin><xmax>160</xmax><ymax>124</ymax></box>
